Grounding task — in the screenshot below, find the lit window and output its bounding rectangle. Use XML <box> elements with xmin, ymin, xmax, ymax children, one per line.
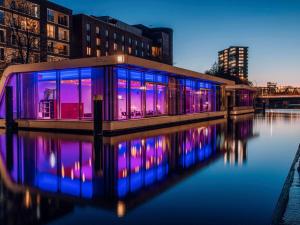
<box><xmin>47</xmin><ymin>24</ymin><xmax>55</xmax><ymax>38</ymax></box>
<box><xmin>47</xmin><ymin>9</ymin><xmax>54</xmax><ymax>22</ymax></box>
<box><xmin>135</xmin><ymin>40</ymin><xmax>138</xmax><ymax>46</ymax></box>
<box><xmin>86</xmin><ymin>35</ymin><xmax>91</xmax><ymax>42</ymax></box>
<box><xmin>128</xmin><ymin>47</ymin><xmax>132</xmax><ymax>54</ymax></box>
<box><xmin>121</xmin><ymin>45</ymin><xmax>124</xmax><ymax>52</ymax></box>
<box><xmin>135</xmin><ymin>49</ymin><xmax>138</xmax><ymax>55</ymax></box>
<box><xmin>105</xmin><ymin>30</ymin><xmax>109</xmax><ymax>37</ymax></box>
<box><xmin>58</xmin><ymin>27</ymin><xmax>69</xmax><ymax>41</ymax></box>
<box><xmin>86</xmin><ymin>47</ymin><xmax>91</xmax><ymax>56</ymax></box>
<box><xmin>86</xmin><ymin>23</ymin><xmax>91</xmax><ymax>32</ymax></box>
<box><xmin>96</xmin><ymin>26</ymin><xmax>100</xmax><ymax>34</ymax></box>
<box><xmin>105</xmin><ymin>41</ymin><xmax>108</xmax><ymax>48</ymax></box>
<box><xmin>114</xmin><ymin>33</ymin><xmax>117</xmax><ymax>39</ymax></box>
<box><xmin>96</xmin><ymin>49</ymin><xmax>101</xmax><ymax>57</ymax></box>
<box><xmin>96</xmin><ymin>37</ymin><xmax>100</xmax><ymax>46</ymax></box>
<box><xmin>113</xmin><ymin>43</ymin><xmax>117</xmax><ymax>51</ymax></box>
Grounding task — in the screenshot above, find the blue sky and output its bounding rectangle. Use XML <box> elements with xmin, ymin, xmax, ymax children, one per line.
<box><xmin>52</xmin><ymin>0</ymin><xmax>300</xmax><ymax>86</ymax></box>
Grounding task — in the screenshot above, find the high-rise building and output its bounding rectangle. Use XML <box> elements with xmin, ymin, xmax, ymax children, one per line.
<box><xmin>0</xmin><ymin>0</ymin><xmax>72</xmax><ymax>70</ymax></box>
<box><xmin>218</xmin><ymin>46</ymin><xmax>248</xmax><ymax>81</ymax></box>
<box><xmin>71</xmin><ymin>15</ymin><xmax>173</xmax><ymax>65</ymax></box>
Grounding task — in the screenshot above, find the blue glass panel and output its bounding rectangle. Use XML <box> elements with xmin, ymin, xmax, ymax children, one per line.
<box><xmin>37</xmin><ymin>71</ymin><xmax>57</xmax><ymax>81</ymax></box>
<box><xmin>130</xmin><ymin>172</ymin><xmax>143</xmax><ymax>192</ymax></box>
<box><xmin>116</xmin><ymin>68</ymin><xmax>127</xmax><ymax>79</ymax></box>
<box><xmin>130</xmin><ymin>70</ymin><xmax>142</xmax><ymax>81</ymax></box>
<box><xmin>80</xmin><ymin>68</ymin><xmax>92</xmax><ymax>79</ymax></box>
<box><xmin>145</xmin><ymin>73</ymin><xmax>154</xmax><ymax>82</ymax></box>
<box><xmin>60</xmin><ymin>69</ymin><xmax>79</xmax><ymax>80</ymax></box>
<box><xmin>82</xmin><ymin>182</ymin><xmax>93</xmax><ymax>198</ymax></box>
<box><xmin>118</xmin><ymin>178</ymin><xmax>128</xmax><ymax>197</ymax></box>
<box><xmin>61</xmin><ymin>178</ymin><xmax>80</xmax><ymax>196</ymax></box>
<box><xmin>36</xmin><ymin>173</ymin><xmax>58</xmax><ymax>192</ymax></box>
<box><xmin>156</xmin><ymin>74</ymin><xmax>168</xmax><ymax>83</ymax></box>
<box><xmin>145</xmin><ymin>169</ymin><xmax>155</xmax><ymax>186</ymax></box>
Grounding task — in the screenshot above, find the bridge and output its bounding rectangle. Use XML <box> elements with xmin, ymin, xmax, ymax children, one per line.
<box><xmin>255</xmin><ymin>86</ymin><xmax>300</xmax><ymax>108</ymax></box>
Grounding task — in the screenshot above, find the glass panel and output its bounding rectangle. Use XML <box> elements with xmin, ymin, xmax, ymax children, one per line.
<box><xmin>37</xmin><ymin>71</ymin><xmax>57</xmax><ymax>119</ymax></box>
<box><xmin>60</xmin><ymin>69</ymin><xmax>79</xmax><ymax>119</ymax></box>
<box><xmin>145</xmin><ymin>82</ymin><xmax>155</xmax><ymax>116</ymax></box>
<box><xmin>80</xmin><ymin>68</ymin><xmax>92</xmax><ymax>119</ymax></box>
<box><xmin>157</xmin><ymin>84</ymin><xmax>167</xmax><ymax>115</ymax></box>
<box><xmin>117</xmin><ymin>68</ymin><xmax>127</xmax><ymax>120</ymax></box>
<box><xmin>0</xmin><ymin>75</ymin><xmax>19</xmax><ymax>119</ymax></box>
<box><xmin>130</xmin><ymin>71</ymin><xmax>143</xmax><ymax>119</ymax></box>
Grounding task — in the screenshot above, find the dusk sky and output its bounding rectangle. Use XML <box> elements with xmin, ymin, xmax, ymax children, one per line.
<box><xmin>52</xmin><ymin>0</ymin><xmax>300</xmax><ymax>86</ymax></box>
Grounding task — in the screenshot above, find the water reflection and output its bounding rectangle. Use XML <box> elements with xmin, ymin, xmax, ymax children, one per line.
<box><xmin>0</xmin><ymin>116</ymin><xmax>256</xmax><ymax>224</ymax></box>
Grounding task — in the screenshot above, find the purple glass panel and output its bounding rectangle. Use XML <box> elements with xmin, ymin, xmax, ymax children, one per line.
<box><xmin>146</xmin><ymin>83</ymin><xmax>155</xmax><ymax>116</ymax></box>
<box><xmin>60</xmin><ymin>69</ymin><xmax>79</xmax><ymax>119</ymax></box>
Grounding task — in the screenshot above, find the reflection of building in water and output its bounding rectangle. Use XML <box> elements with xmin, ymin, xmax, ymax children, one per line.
<box><xmin>0</xmin><ymin>118</ymin><xmax>256</xmax><ymax>218</ymax></box>
<box><xmin>0</xmin><ymin>178</ymin><xmax>74</xmax><ymax>225</ymax></box>
<box><xmin>223</xmin><ymin>116</ymin><xmax>256</xmax><ymax>165</ymax></box>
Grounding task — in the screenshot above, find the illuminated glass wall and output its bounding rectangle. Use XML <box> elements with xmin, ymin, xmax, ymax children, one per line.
<box><xmin>115</xmin><ymin>67</ymin><xmax>169</xmax><ymax>120</ymax></box>
<box><xmin>0</xmin><ymin>65</ymin><xmax>220</xmax><ymax>121</ymax></box>
<box><xmin>235</xmin><ymin>90</ymin><xmax>253</xmax><ymax>107</ymax></box>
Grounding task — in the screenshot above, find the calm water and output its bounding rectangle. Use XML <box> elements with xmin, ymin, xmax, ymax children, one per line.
<box><xmin>0</xmin><ymin>110</ymin><xmax>300</xmax><ymax>225</ymax></box>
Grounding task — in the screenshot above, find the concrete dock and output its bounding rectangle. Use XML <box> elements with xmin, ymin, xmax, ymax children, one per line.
<box><xmin>272</xmin><ymin>145</ymin><xmax>300</xmax><ymax>225</ymax></box>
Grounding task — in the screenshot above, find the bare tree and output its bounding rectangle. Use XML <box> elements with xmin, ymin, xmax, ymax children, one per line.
<box><xmin>5</xmin><ymin>0</ymin><xmax>40</xmax><ymax>66</ymax></box>
<box><xmin>205</xmin><ymin>61</ymin><xmax>220</xmax><ymax>75</ymax></box>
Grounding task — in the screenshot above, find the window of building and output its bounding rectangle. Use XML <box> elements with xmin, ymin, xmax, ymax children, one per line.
<box><xmin>31</xmin><ymin>4</ymin><xmax>39</xmax><ymax>18</ymax></box>
<box><xmin>86</xmin><ymin>23</ymin><xmax>91</xmax><ymax>32</ymax></box>
<box><xmin>0</xmin><ymin>48</ymin><xmax>4</xmax><ymax>61</ymax></box>
<box><xmin>96</xmin><ymin>37</ymin><xmax>100</xmax><ymax>46</ymax></box>
<box><xmin>135</xmin><ymin>40</ymin><xmax>138</xmax><ymax>46</ymax></box>
<box><xmin>80</xmin><ymin>68</ymin><xmax>92</xmax><ymax>119</ymax></box>
<box><xmin>113</xmin><ymin>33</ymin><xmax>117</xmax><ymax>39</ymax></box>
<box><xmin>116</xmin><ymin>68</ymin><xmax>128</xmax><ymax>120</ymax></box>
<box><xmin>135</xmin><ymin>49</ymin><xmax>138</xmax><ymax>56</ymax></box>
<box><xmin>105</xmin><ymin>51</ymin><xmax>108</xmax><ymax>56</ymax></box>
<box><xmin>105</xmin><ymin>41</ymin><xmax>108</xmax><ymax>48</ymax></box>
<box><xmin>128</xmin><ymin>47</ymin><xmax>132</xmax><ymax>54</ymax></box>
<box><xmin>0</xmin><ymin>29</ymin><xmax>5</xmax><ymax>43</ymax></box>
<box><xmin>86</xmin><ymin>35</ymin><xmax>91</xmax><ymax>42</ymax></box>
<box><xmin>58</xmin><ymin>28</ymin><xmax>69</xmax><ymax>41</ymax></box>
<box><xmin>96</xmin><ymin>49</ymin><xmax>101</xmax><ymax>57</ymax></box>
<box><xmin>58</xmin><ymin>14</ymin><xmax>69</xmax><ymax>27</ymax></box>
<box><xmin>60</xmin><ymin>69</ymin><xmax>80</xmax><ymax>119</ymax></box>
<box><xmin>96</xmin><ymin>26</ymin><xmax>100</xmax><ymax>35</ymax></box>
<box><xmin>47</xmin><ymin>24</ymin><xmax>55</xmax><ymax>38</ymax></box>
<box><xmin>105</xmin><ymin>30</ymin><xmax>108</xmax><ymax>37</ymax></box>
<box><xmin>141</xmin><ymin>42</ymin><xmax>144</xmax><ymax>48</ymax></box>
<box><xmin>121</xmin><ymin>35</ymin><xmax>124</xmax><ymax>42</ymax></box>
<box><xmin>34</xmin><ymin>71</ymin><xmax>57</xmax><ymax>119</ymax></box>
<box><xmin>122</xmin><ymin>45</ymin><xmax>125</xmax><ymax>52</ymax></box>
<box><xmin>86</xmin><ymin>47</ymin><xmax>91</xmax><ymax>56</ymax></box>
<box><xmin>11</xmin><ymin>34</ymin><xmax>16</xmax><ymax>45</ymax></box>
<box><xmin>141</xmin><ymin>51</ymin><xmax>144</xmax><ymax>57</ymax></box>
<box><xmin>128</xmin><ymin>37</ymin><xmax>131</xmax><ymax>44</ymax></box>
<box><xmin>130</xmin><ymin>71</ymin><xmax>143</xmax><ymax>119</ymax></box>
<box><xmin>152</xmin><ymin>47</ymin><xmax>161</xmax><ymax>57</ymax></box>
<box><xmin>0</xmin><ymin>10</ymin><xmax>4</xmax><ymax>24</ymax></box>
<box><xmin>113</xmin><ymin>43</ymin><xmax>117</xmax><ymax>51</ymax></box>
<box><xmin>47</xmin><ymin>9</ymin><xmax>54</xmax><ymax>22</ymax></box>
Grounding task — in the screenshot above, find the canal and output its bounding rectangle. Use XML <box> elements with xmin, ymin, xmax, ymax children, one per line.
<box><xmin>0</xmin><ymin>110</ymin><xmax>300</xmax><ymax>225</ymax></box>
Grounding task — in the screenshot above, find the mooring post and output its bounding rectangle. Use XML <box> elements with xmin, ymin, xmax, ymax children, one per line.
<box><xmin>93</xmin><ymin>134</ymin><xmax>103</xmax><ymax>174</ymax></box>
<box><xmin>93</xmin><ymin>95</ymin><xmax>103</xmax><ymax>136</ymax></box>
<box><xmin>5</xmin><ymin>86</ymin><xmax>14</xmax><ymax>131</ymax></box>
